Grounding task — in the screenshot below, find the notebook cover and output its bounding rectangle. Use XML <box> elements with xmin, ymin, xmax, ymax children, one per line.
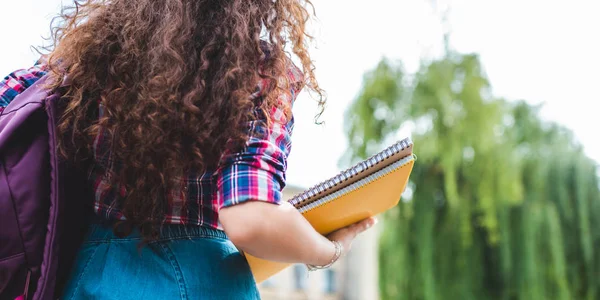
<box><xmin>245</xmin><ymin>156</ymin><xmax>415</xmax><ymax>283</ymax></box>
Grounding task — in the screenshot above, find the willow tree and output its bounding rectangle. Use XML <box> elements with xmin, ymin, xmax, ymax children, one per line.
<box><xmin>343</xmin><ymin>53</ymin><xmax>600</xmax><ymax>300</ymax></box>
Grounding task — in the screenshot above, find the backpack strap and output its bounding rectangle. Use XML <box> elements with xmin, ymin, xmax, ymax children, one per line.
<box><xmin>34</xmin><ymin>79</ymin><xmax>65</xmax><ymax>300</ymax></box>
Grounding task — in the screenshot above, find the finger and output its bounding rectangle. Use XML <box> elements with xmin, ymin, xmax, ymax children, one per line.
<box><xmin>353</xmin><ymin>217</ymin><xmax>378</xmax><ymax>235</ymax></box>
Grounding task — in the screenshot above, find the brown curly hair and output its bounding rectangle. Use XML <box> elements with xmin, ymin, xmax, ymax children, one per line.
<box><xmin>42</xmin><ymin>0</ymin><xmax>324</xmax><ymax>239</ymax></box>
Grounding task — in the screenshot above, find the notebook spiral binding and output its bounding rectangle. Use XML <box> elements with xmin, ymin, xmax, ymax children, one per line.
<box><xmin>288</xmin><ymin>137</ymin><xmax>413</xmax><ymax>208</ymax></box>
<box><xmin>297</xmin><ymin>154</ymin><xmax>416</xmax><ymax>213</ymax></box>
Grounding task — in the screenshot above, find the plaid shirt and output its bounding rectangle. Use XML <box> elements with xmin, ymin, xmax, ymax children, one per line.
<box><xmin>1</xmin><ymin>60</ymin><xmax>302</xmax><ymax>229</ymax></box>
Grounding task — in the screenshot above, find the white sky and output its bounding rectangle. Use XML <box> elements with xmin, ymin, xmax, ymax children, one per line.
<box><xmin>2</xmin><ymin>0</ymin><xmax>598</xmax><ymax>188</ymax></box>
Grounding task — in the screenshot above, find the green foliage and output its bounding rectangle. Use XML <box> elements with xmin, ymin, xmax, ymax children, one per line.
<box><xmin>344</xmin><ymin>53</ymin><xmax>600</xmax><ymax>300</ymax></box>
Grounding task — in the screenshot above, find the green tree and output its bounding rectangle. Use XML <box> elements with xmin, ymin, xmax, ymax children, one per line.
<box><xmin>343</xmin><ymin>52</ymin><xmax>600</xmax><ymax>300</ymax></box>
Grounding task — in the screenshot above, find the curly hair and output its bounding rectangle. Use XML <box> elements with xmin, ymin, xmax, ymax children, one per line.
<box><xmin>42</xmin><ymin>0</ymin><xmax>324</xmax><ymax>240</ymax></box>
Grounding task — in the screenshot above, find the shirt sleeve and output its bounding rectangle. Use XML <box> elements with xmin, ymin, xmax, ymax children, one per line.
<box><xmin>214</xmin><ymin>64</ymin><xmax>304</xmax><ymax>209</ymax></box>
<box><xmin>0</xmin><ymin>63</ymin><xmax>48</xmax><ymax>110</ymax></box>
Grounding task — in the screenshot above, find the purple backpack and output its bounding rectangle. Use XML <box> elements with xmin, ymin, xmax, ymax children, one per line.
<box><xmin>0</xmin><ymin>75</ymin><xmax>90</xmax><ymax>300</ymax></box>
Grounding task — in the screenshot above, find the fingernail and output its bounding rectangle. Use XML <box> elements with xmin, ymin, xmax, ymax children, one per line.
<box><xmin>366</xmin><ymin>219</ymin><xmax>376</xmax><ymax>229</ymax></box>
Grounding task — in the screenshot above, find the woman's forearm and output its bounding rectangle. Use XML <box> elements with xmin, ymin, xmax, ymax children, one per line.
<box><xmin>219</xmin><ymin>201</ymin><xmax>336</xmax><ymax>266</ymax></box>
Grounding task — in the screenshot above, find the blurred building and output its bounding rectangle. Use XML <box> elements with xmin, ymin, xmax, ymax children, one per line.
<box><xmin>258</xmin><ymin>186</ymin><xmax>380</xmax><ymax>300</ymax></box>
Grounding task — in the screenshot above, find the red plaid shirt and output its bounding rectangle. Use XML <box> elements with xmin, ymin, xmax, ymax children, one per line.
<box><xmin>0</xmin><ymin>60</ymin><xmax>302</xmax><ymax>229</ymax></box>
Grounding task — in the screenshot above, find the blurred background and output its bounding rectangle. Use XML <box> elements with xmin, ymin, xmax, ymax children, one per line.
<box><xmin>2</xmin><ymin>0</ymin><xmax>599</xmax><ymax>299</ymax></box>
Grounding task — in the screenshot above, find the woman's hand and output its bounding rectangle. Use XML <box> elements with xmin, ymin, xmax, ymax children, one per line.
<box><xmin>326</xmin><ymin>217</ymin><xmax>378</xmax><ymax>257</ymax></box>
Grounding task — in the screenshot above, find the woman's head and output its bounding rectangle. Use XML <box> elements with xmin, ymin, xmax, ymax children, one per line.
<box><xmin>44</xmin><ymin>0</ymin><xmax>324</xmax><ymax>238</ymax></box>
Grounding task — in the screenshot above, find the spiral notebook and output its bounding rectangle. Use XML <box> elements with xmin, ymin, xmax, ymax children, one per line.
<box><xmin>245</xmin><ymin>137</ymin><xmax>416</xmax><ymax>283</ymax></box>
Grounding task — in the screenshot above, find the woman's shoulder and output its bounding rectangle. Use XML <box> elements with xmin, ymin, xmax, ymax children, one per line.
<box><xmin>259</xmin><ymin>40</ymin><xmax>304</xmax><ymax>81</ymax></box>
<box><xmin>256</xmin><ymin>41</ymin><xmax>304</xmax><ymax>103</ymax></box>
<box><xmin>0</xmin><ymin>61</ymin><xmax>49</xmax><ymax>108</ymax></box>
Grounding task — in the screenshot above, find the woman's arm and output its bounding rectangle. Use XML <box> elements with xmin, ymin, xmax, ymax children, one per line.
<box><xmin>220</xmin><ymin>201</ymin><xmax>375</xmax><ymax>266</ymax></box>
<box><xmin>217</xmin><ymin>61</ymin><xmax>375</xmax><ymax>266</ymax></box>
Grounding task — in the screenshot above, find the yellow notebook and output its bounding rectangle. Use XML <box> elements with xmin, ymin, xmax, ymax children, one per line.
<box><xmin>245</xmin><ymin>137</ymin><xmax>416</xmax><ymax>283</ymax></box>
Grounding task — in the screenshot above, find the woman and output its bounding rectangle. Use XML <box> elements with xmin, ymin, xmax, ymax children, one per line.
<box><xmin>0</xmin><ymin>0</ymin><xmax>376</xmax><ymax>299</ymax></box>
